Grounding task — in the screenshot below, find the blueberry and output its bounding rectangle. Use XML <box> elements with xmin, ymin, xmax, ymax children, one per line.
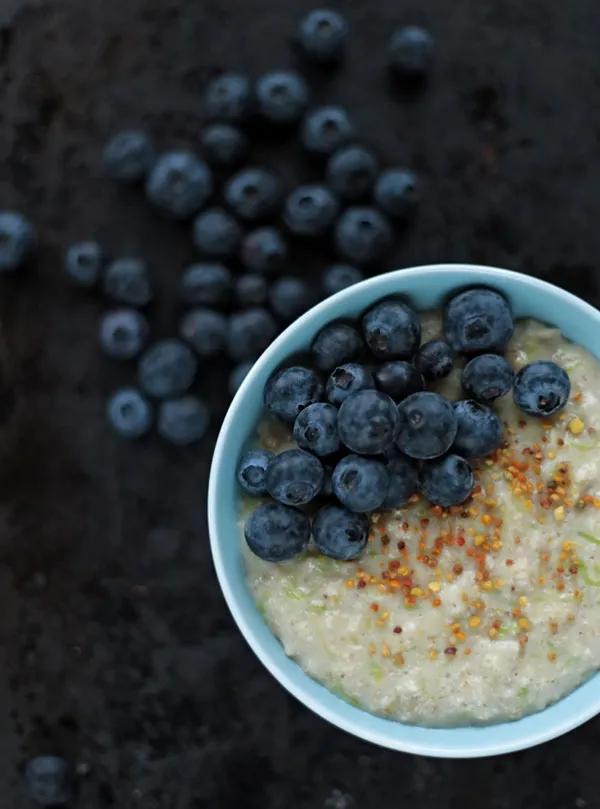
<box><xmin>264</xmin><ymin>366</ymin><xmax>324</xmax><ymax>424</ymax></box>
<box><xmin>452</xmin><ymin>400</ymin><xmax>503</xmax><ymax>459</ymax></box>
<box><xmin>421</xmin><ymin>454</ymin><xmax>474</xmax><ymax>507</ymax></box>
<box><xmin>301</xmin><ymin>106</ymin><xmax>355</xmax><ymax>156</ymax></box>
<box><xmin>443</xmin><ymin>287</ymin><xmax>514</xmax><ymax>355</ymax></box>
<box><xmin>229</xmin><ymin>360</ymin><xmax>254</xmax><ymax>396</ymax></box>
<box><xmin>269</xmin><ymin>277</ymin><xmax>313</xmax><ymax>322</ymax></box>
<box><xmin>104</xmin><ymin>257</ymin><xmax>152</xmax><ymax>307</ymax></box>
<box><xmin>65</xmin><ymin>241</ymin><xmax>103</xmax><ymax>287</ymax></box>
<box><xmin>332</xmin><ymin>454</ymin><xmax>389</xmax><ymax>512</ymax></box>
<box><xmin>107</xmin><ymin>388</ymin><xmax>153</xmax><ymax>439</ymax></box>
<box><xmin>363</xmin><ymin>297</ymin><xmax>421</xmax><ymax>360</ymax></box>
<box><xmin>180</xmin><ymin>263</ymin><xmax>233</xmax><ymax>307</ymax></box>
<box><xmin>138</xmin><ymin>339</ymin><xmax>197</xmax><ymax>398</ymax></box>
<box><xmin>297</xmin><ymin>9</ymin><xmax>349</xmax><ymax>63</ymax></box>
<box><xmin>103</xmin><ymin>129</ymin><xmax>154</xmax><ymax>182</ymax></box>
<box><xmin>283</xmin><ymin>185</ymin><xmax>339</xmax><ymax>237</ymax></box>
<box><xmin>203</xmin><ymin>72</ymin><xmax>254</xmax><ymax>123</ymax></box>
<box><xmin>179</xmin><ymin>308</ymin><xmax>227</xmax><ymax>358</ymax></box>
<box><xmin>388</xmin><ymin>26</ymin><xmax>434</xmax><ymax>77</ymax></box>
<box><xmin>192</xmin><ymin>208</ymin><xmax>242</xmax><ymax>258</ymax></box>
<box><xmin>99</xmin><ymin>308</ymin><xmax>150</xmax><ymax>360</ymax></box>
<box><xmin>337</xmin><ymin>389</ymin><xmax>399</xmax><ymax>455</ymax></box>
<box><xmin>415</xmin><ymin>339</ymin><xmax>454</xmax><ymax>380</ymax></box>
<box><xmin>326</xmin><ymin>145</ymin><xmax>379</xmax><ymax>201</ymax></box>
<box><xmin>382</xmin><ymin>454</ymin><xmax>420</xmax><ymax>509</ymax></box>
<box><xmin>256</xmin><ymin>70</ymin><xmax>310</xmax><ymax>125</ymax></box>
<box><xmin>326</xmin><ymin>363</ymin><xmax>374</xmax><ymax>406</ymax></box>
<box><xmin>0</xmin><ymin>211</ymin><xmax>35</xmax><ymax>271</ymax></box>
<box><xmin>227</xmin><ymin>307</ymin><xmax>277</xmax><ymax>361</ymax></box>
<box><xmin>322</xmin><ymin>264</ymin><xmax>364</xmax><ymax>296</ymax></box>
<box><xmin>238</xmin><ymin>449</ymin><xmax>274</xmax><ymax>495</ymax></box>
<box><xmin>311</xmin><ymin>321</ymin><xmax>364</xmax><ymax>373</ymax></box>
<box><xmin>513</xmin><ymin>361</ymin><xmax>571</xmax><ymax>417</ymax></box>
<box><xmin>244</xmin><ymin>503</ymin><xmax>310</xmax><ymax>562</ymax></box>
<box><xmin>293</xmin><ymin>402</ymin><xmax>340</xmax><ymax>457</ymax></box>
<box><xmin>241</xmin><ymin>227</ymin><xmax>288</xmax><ymax>274</ymax></box>
<box><xmin>462</xmin><ymin>354</ymin><xmax>515</xmax><ymax>402</ymax></box>
<box><xmin>373</xmin><ymin>168</ymin><xmax>419</xmax><ymax>219</ymax></box>
<box><xmin>373</xmin><ymin>360</ymin><xmax>424</xmax><ymax>402</ymax></box>
<box><xmin>25</xmin><ymin>755</ymin><xmax>71</xmax><ymax>806</ymax></box>
<box><xmin>157</xmin><ymin>396</ymin><xmax>210</xmax><ymax>445</ymax></box>
<box><xmin>396</xmin><ymin>391</ymin><xmax>458</xmax><ymax>460</ymax></box>
<box><xmin>146</xmin><ymin>151</ymin><xmax>213</xmax><ymax>220</ymax></box>
<box><xmin>313</xmin><ymin>505</ymin><xmax>370</xmax><ymax>561</ymax></box>
<box><xmin>235</xmin><ymin>274</ymin><xmax>269</xmax><ymax>307</ymax></box>
<box><xmin>200</xmin><ymin>123</ymin><xmax>248</xmax><ymax>168</ymax></box>
<box><xmin>334</xmin><ymin>206</ymin><xmax>393</xmax><ymax>265</ymax></box>
<box><xmin>266</xmin><ymin>448</ymin><xmax>324</xmax><ymax>505</ymax></box>
<box><xmin>224</xmin><ymin>167</ymin><xmax>281</xmax><ymax>222</ymax></box>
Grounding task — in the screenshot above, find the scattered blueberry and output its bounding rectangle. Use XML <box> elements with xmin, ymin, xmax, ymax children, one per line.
<box><xmin>0</xmin><ymin>211</ymin><xmax>35</xmax><ymax>271</ymax></box>
<box><xmin>138</xmin><ymin>339</ymin><xmax>197</xmax><ymax>398</ymax></box>
<box><xmin>179</xmin><ymin>308</ymin><xmax>227</xmax><ymax>358</ymax></box>
<box><xmin>332</xmin><ymin>454</ymin><xmax>389</xmax><ymax>512</ymax></box>
<box><xmin>382</xmin><ymin>454</ymin><xmax>420</xmax><ymax>509</ymax></box>
<box><xmin>337</xmin><ymin>389</ymin><xmax>399</xmax><ymax>455</ymax></box>
<box><xmin>326</xmin><ymin>363</ymin><xmax>374</xmax><ymax>406</ymax></box>
<box><xmin>227</xmin><ymin>307</ymin><xmax>277</xmax><ymax>361</ymax></box>
<box><xmin>157</xmin><ymin>396</ymin><xmax>210</xmax><ymax>445</ymax></box>
<box><xmin>236</xmin><ymin>274</ymin><xmax>269</xmax><ymax>307</ymax></box>
<box><xmin>513</xmin><ymin>360</ymin><xmax>571</xmax><ymax>417</ymax></box>
<box><xmin>103</xmin><ymin>130</ymin><xmax>154</xmax><ymax>182</ymax></box>
<box><xmin>146</xmin><ymin>151</ymin><xmax>213</xmax><ymax>219</ymax></box>
<box><xmin>373</xmin><ymin>360</ymin><xmax>424</xmax><ymax>401</ymax></box>
<box><xmin>104</xmin><ymin>257</ymin><xmax>152</xmax><ymax>307</ymax></box>
<box><xmin>244</xmin><ymin>503</ymin><xmax>311</xmax><ymax>562</ymax></box>
<box><xmin>256</xmin><ymin>70</ymin><xmax>310</xmax><ymax>125</ymax></box>
<box><xmin>334</xmin><ymin>206</ymin><xmax>393</xmax><ymax>265</ymax></box>
<box><xmin>373</xmin><ymin>168</ymin><xmax>419</xmax><ymax>219</ymax></box>
<box><xmin>388</xmin><ymin>26</ymin><xmax>434</xmax><ymax>77</ymax></box>
<box><xmin>192</xmin><ymin>208</ymin><xmax>242</xmax><ymax>258</ymax></box>
<box><xmin>99</xmin><ymin>308</ymin><xmax>150</xmax><ymax>360</ymax></box>
<box><xmin>269</xmin><ymin>277</ymin><xmax>313</xmax><ymax>322</ymax></box>
<box><xmin>443</xmin><ymin>287</ymin><xmax>514</xmax><ymax>355</ymax></box>
<box><xmin>453</xmin><ymin>399</ymin><xmax>503</xmax><ymax>459</ymax></box>
<box><xmin>415</xmin><ymin>339</ymin><xmax>454</xmax><ymax>380</ymax></box>
<box><xmin>293</xmin><ymin>402</ymin><xmax>340</xmax><ymax>456</ymax></box>
<box><xmin>107</xmin><ymin>388</ymin><xmax>153</xmax><ymax>439</ymax></box>
<box><xmin>264</xmin><ymin>366</ymin><xmax>324</xmax><ymax>424</ymax></box>
<box><xmin>283</xmin><ymin>184</ymin><xmax>339</xmax><ymax>237</ymax></box>
<box><xmin>362</xmin><ymin>297</ymin><xmax>421</xmax><ymax>359</ymax></box>
<box><xmin>224</xmin><ymin>167</ymin><xmax>281</xmax><ymax>221</ymax></box>
<box><xmin>229</xmin><ymin>361</ymin><xmax>254</xmax><ymax>396</ymax></box>
<box><xmin>421</xmin><ymin>454</ymin><xmax>474</xmax><ymax>508</ymax></box>
<box><xmin>311</xmin><ymin>321</ymin><xmax>364</xmax><ymax>373</ymax></box>
<box><xmin>301</xmin><ymin>106</ymin><xmax>355</xmax><ymax>156</ymax></box>
<box><xmin>326</xmin><ymin>145</ymin><xmax>379</xmax><ymax>200</ymax></box>
<box><xmin>237</xmin><ymin>449</ymin><xmax>275</xmax><ymax>495</ymax></box>
<box><xmin>266</xmin><ymin>448</ymin><xmax>325</xmax><ymax>506</ymax></box>
<box><xmin>396</xmin><ymin>391</ymin><xmax>457</xmax><ymax>460</ymax></box>
<box><xmin>297</xmin><ymin>9</ymin><xmax>349</xmax><ymax>63</ymax></box>
<box><xmin>65</xmin><ymin>241</ymin><xmax>103</xmax><ymax>287</ymax></box>
<box><xmin>462</xmin><ymin>354</ymin><xmax>515</xmax><ymax>402</ymax></box>
<box><xmin>25</xmin><ymin>755</ymin><xmax>71</xmax><ymax>807</ymax></box>
<box><xmin>203</xmin><ymin>72</ymin><xmax>254</xmax><ymax>123</ymax></box>
<box><xmin>322</xmin><ymin>264</ymin><xmax>364</xmax><ymax>296</ymax></box>
<box><xmin>241</xmin><ymin>227</ymin><xmax>288</xmax><ymax>274</ymax></box>
<box><xmin>200</xmin><ymin>123</ymin><xmax>248</xmax><ymax>168</ymax></box>
<box><xmin>313</xmin><ymin>505</ymin><xmax>370</xmax><ymax>561</ymax></box>
<box><xmin>180</xmin><ymin>263</ymin><xmax>233</xmax><ymax>307</ymax></box>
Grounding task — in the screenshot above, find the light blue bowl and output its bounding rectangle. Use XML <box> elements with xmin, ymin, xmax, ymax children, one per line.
<box><xmin>208</xmin><ymin>264</ymin><xmax>600</xmax><ymax>758</ymax></box>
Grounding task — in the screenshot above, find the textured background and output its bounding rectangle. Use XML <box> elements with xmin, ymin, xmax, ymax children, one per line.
<box><xmin>1</xmin><ymin>0</ymin><xmax>600</xmax><ymax>806</ymax></box>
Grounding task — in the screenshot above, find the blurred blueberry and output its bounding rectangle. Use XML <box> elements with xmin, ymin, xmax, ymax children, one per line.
<box><xmin>322</xmin><ymin>264</ymin><xmax>364</xmax><ymax>296</ymax></box>
<box><xmin>256</xmin><ymin>70</ymin><xmax>310</xmax><ymax>125</ymax></box>
<box><xmin>146</xmin><ymin>151</ymin><xmax>213</xmax><ymax>219</ymax></box>
<box><xmin>200</xmin><ymin>123</ymin><xmax>248</xmax><ymax>168</ymax></box>
<box><xmin>25</xmin><ymin>756</ymin><xmax>71</xmax><ymax>806</ymax></box>
<box><xmin>99</xmin><ymin>308</ymin><xmax>150</xmax><ymax>360</ymax></box>
<box><xmin>301</xmin><ymin>106</ymin><xmax>354</xmax><ymax>156</ymax></box>
<box><xmin>138</xmin><ymin>339</ymin><xmax>197</xmax><ymax>398</ymax></box>
<box><xmin>284</xmin><ymin>185</ymin><xmax>339</xmax><ymax>237</ymax></box>
<box><xmin>104</xmin><ymin>257</ymin><xmax>152</xmax><ymax>307</ymax></box>
<box><xmin>241</xmin><ymin>227</ymin><xmax>288</xmax><ymax>273</ymax></box>
<box><xmin>192</xmin><ymin>208</ymin><xmax>242</xmax><ymax>258</ymax></box>
<box><xmin>388</xmin><ymin>26</ymin><xmax>434</xmax><ymax>77</ymax></box>
<box><xmin>236</xmin><ymin>274</ymin><xmax>269</xmax><ymax>307</ymax></box>
<box><xmin>270</xmin><ymin>277</ymin><xmax>313</xmax><ymax>322</ymax></box>
<box><xmin>297</xmin><ymin>9</ymin><xmax>349</xmax><ymax>63</ymax></box>
<box><xmin>373</xmin><ymin>168</ymin><xmax>419</xmax><ymax>219</ymax></box>
<box><xmin>229</xmin><ymin>360</ymin><xmax>254</xmax><ymax>395</ymax></box>
<box><xmin>228</xmin><ymin>307</ymin><xmax>277</xmax><ymax>361</ymax></box>
<box><xmin>326</xmin><ymin>145</ymin><xmax>379</xmax><ymax>200</ymax></box>
<box><xmin>180</xmin><ymin>263</ymin><xmax>233</xmax><ymax>307</ymax></box>
<box><xmin>224</xmin><ymin>167</ymin><xmax>281</xmax><ymax>221</ymax></box>
<box><xmin>65</xmin><ymin>241</ymin><xmax>103</xmax><ymax>288</ymax></box>
<box><xmin>103</xmin><ymin>129</ymin><xmax>154</xmax><ymax>182</ymax></box>
<box><xmin>0</xmin><ymin>211</ymin><xmax>35</xmax><ymax>271</ymax></box>
<box><xmin>158</xmin><ymin>396</ymin><xmax>210</xmax><ymax>445</ymax></box>
<box><xmin>179</xmin><ymin>308</ymin><xmax>227</xmax><ymax>358</ymax></box>
<box><xmin>334</xmin><ymin>206</ymin><xmax>393</xmax><ymax>266</ymax></box>
<box><xmin>203</xmin><ymin>72</ymin><xmax>254</xmax><ymax>122</ymax></box>
<box><xmin>107</xmin><ymin>388</ymin><xmax>153</xmax><ymax>439</ymax></box>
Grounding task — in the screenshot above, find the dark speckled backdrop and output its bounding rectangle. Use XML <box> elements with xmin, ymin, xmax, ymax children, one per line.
<box><xmin>1</xmin><ymin>0</ymin><xmax>600</xmax><ymax>806</ymax></box>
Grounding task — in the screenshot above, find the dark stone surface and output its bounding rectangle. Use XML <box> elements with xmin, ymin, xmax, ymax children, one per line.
<box><xmin>1</xmin><ymin>0</ymin><xmax>600</xmax><ymax>805</ymax></box>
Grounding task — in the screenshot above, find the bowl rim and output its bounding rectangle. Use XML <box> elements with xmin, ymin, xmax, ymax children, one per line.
<box><xmin>208</xmin><ymin>263</ymin><xmax>600</xmax><ymax>757</ymax></box>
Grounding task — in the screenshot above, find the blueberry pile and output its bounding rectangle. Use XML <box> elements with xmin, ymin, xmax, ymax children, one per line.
<box><xmin>240</xmin><ymin>287</ymin><xmax>572</xmax><ymax>562</ymax></box>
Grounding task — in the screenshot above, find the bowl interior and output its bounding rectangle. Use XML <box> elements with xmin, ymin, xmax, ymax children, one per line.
<box><xmin>208</xmin><ymin>264</ymin><xmax>600</xmax><ymax>757</ymax></box>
